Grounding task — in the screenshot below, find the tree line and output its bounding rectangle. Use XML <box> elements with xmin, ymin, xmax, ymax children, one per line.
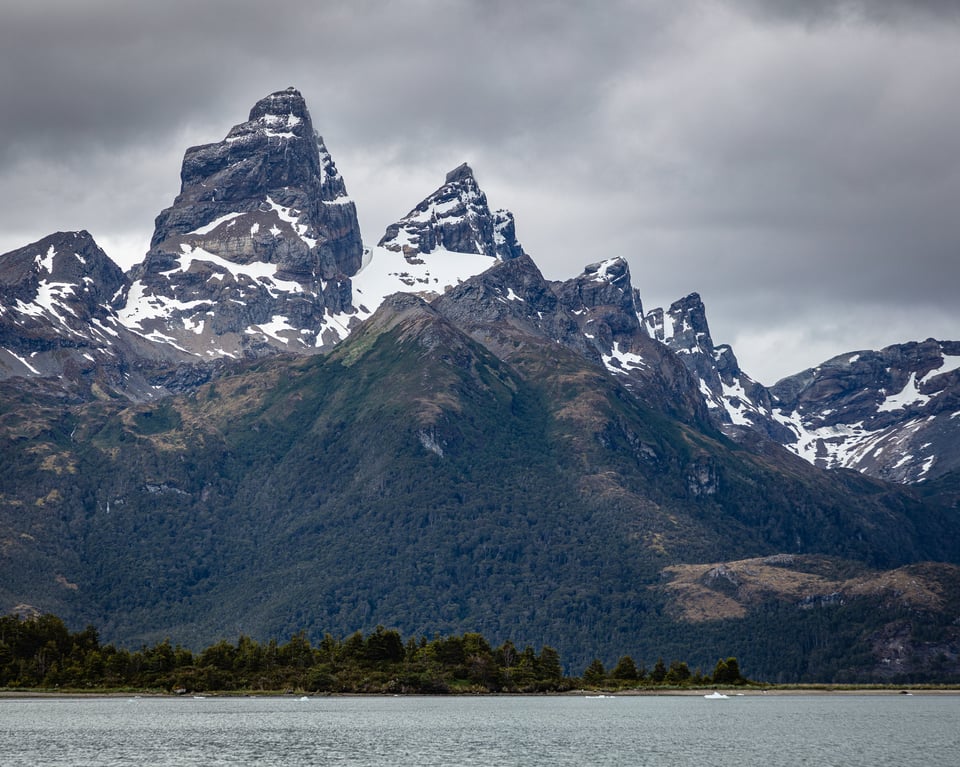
<box><xmin>0</xmin><ymin>613</ymin><xmax>746</xmax><ymax>693</ymax></box>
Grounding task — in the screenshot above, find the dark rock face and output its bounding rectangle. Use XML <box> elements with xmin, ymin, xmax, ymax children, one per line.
<box><xmin>0</xmin><ymin>231</ymin><xmax>184</xmax><ymax>398</ymax></box>
<box><xmin>433</xmin><ymin>254</ymin><xmax>578</xmax><ymax>353</ymax></box>
<box><xmin>378</xmin><ymin>163</ymin><xmax>526</xmax><ymax>262</ymax></box>
<box><xmin>0</xmin><ymin>231</ymin><xmax>125</xmax><ymax>320</ymax></box>
<box><xmin>556</xmin><ymin>257</ymin><xmax>640</xmax><ymax>335</ymax></box>
<box><xmin>433</xmin><ymin>255</ymin><xmax>710</xmax><ymax>427</ymax></box>
<box><xmin>122</xmin><ymin>88</ymin><xmax>364</xmax><ymax>356</ymax></box>
<box><xmin>769</xmin><ymin>339</ymin><xmax>960</xmax><ymax>483</ymax></box>
<box><xmin>555</xmin><ymin>259</ymin><xmax>711</xmax><ymax>425</ymax></box>
<box><xmin>150</xmin><ymin>88</ymin><xmax>361</xmax><ymax>279</ymax></box>
<box><xmin>644</xmin><ymin>292</ymin><xmax>788</xmax><ymax>440</ymax></box>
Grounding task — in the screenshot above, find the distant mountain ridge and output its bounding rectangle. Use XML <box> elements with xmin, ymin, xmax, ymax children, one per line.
<box><xmin>650</xmin><ymin>294</ymin><xmax>960</xmax><ymax>483</ymax></box>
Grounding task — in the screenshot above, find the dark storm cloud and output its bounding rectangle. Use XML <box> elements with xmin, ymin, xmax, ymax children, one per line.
<box><xmin>0</xmin><ymin>0</ymin><xmax>657</xmax><ymax>158</ymax></box>
<box><xmin>0</xmin><ymin>0</ymin><xmax>958</xmax><ymax>383</ymax></box>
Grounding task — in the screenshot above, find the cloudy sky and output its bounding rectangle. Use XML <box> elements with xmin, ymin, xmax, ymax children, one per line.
<box><xmin>1</xmin><ymin>0</ymin><xmax>958</xmax><ymax>384</ymax></box>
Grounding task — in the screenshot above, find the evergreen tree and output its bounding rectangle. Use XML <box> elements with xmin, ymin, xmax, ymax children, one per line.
<box><xmin>538</xmin><ymin>646</ymin><xmax>563</xmax><ymax>681</ymax></box>
<box><xmin>583</xmin><ymin>658</ymin><xmax>606</xmax><ymax>686</ymax></box>
<box><xmin>611</xmin><ymin>655</ymin><xmax>639</xmax><ymax>681</ymax></box>
<box><xmin>665</xmin><ymin>660</ymin><xmax>691</xmax><ymax>685</ymax></box>
<box><xmin>712</xmin><ymin>656</ymin><xmax>744</xmax><ymax>685</ymax></box>
<box><xmin>651</xmin><ymin>657</ymin><xmax>667</xmax><ymax>684</ymax></box>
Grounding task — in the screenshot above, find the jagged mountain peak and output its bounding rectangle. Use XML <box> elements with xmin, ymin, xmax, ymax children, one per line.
<box><xmin>147</xmin><ymin>86</ymin><xmax>358</xmax><ymax>263</ymax></box>
<box><xmin>0</xmin><ymin>231</ymin><xmax>126</xmax><ymax>326</ymax></box>
<box><xmin>555</xmin><ymin>257</ymin><xmax>645</xmax><ymax>364</ymax></box>
<box><xmin>0</xmin><ymin>230</ymin><xmax>175</xmax><ymax>395</ymax></box>
<box><xmin>231</xmin><ymin>88</ymin><xmax>348</xmax><ymax>203</ymax></box>
<box><xmin>348</xmin><ymin>165</ymin><xmax>528</xmax><ymax>329</ymax></box>
<box><xmin>377</xmin><ymin>163</ymin><xmax>525</xmax><ymax>262</ymax></box>
<box><xmin>643</xmin><ymin>291</ymin><xmax>785</xmax><ymax>439</ymax></box>
<box><xmin>247</xmin><ymin>86</ymin><xmax>309</xmax><ymax>122</ymax></box>
<box><xmin>645</xmin><ymin>292</ymin><xmax>713</xmax><ymax>354</ymax></box>
<box><xmin>581</xmin><ymin>256</ymin><xmax>631</xmax><ymax>286</ymax></box>
<box><xmin>547</xmin><ymin>259</ymin><xmax>713</xmax><ymax>425</ymax></box>
<box><xmin>559</xmin><ymin>258</ymin><xmax>640</xmax><ymax>317</ymax></box>
<box><xmin>119</xmin><ymin>88</ymin><xmax>364</xmax><ymax>358</ymax></box>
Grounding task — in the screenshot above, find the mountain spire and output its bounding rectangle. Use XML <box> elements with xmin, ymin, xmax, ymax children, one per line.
<box><xmin>378</xmin><ymin>163</ymin><xmax>525</xmax><ymax>262</ymax></box>
<box><xmin>120</xmin><ymin>88</ymin><xmax>364</xmax><ymax>356</ymax></box>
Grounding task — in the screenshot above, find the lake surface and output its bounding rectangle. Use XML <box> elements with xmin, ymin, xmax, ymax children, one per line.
<box><xmin>1</xmin><ymin>693</ymin><xmax>958</xmax><ymax>766</ymax></box>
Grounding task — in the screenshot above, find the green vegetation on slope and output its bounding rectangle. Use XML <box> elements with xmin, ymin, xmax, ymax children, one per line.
<box><xmin>2</xmin><ymin>299</ymin><xmax>959</xmax><ymax>680</ymax></box>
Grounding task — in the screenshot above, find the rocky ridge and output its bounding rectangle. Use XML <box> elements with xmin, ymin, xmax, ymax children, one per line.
<box><xmin>0</xmin><ymin>87</ymin><xmax>957</xmax><ymax>484</ymax></box>
<box><xmin>643</xmin><ymin>292</ymin><xmax>791</xmax><ymax>441</ymax></box>
<box><xmin>0</xmin><ymin>231</ymin><xmax>186</xmax><ymax>399</ymax></box>
<box><xmin>555</xmin><ymin>258</ymin><xmax>712</xmax><ymax>424</ymax></box>
<box><xmin>768</xmin><ymin>340</ymin><xmax>960</xmax><ymax>483</ymax></box>
<box><xmin>641</xmin><ymin>292</ymin><xmax>960</xmax><ymax>483</ymax></box>
<box><xmin>378</xmin><ymin>162</ymin><xmax>525</xmax><ymax>262</ymax></box>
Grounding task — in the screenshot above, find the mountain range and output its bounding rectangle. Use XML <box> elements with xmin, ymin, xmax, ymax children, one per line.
<box><xmin>2</xmin><ymin>88</ymin><xmax>958</xmax><ymax>682</ymax></box>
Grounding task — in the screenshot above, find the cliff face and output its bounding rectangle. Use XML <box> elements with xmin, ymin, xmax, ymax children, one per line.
<box><xmin>378</xmin><ymin>162</ymin><xmax>525</xmax><ymax>262</ymax></box>
<box><xmin>121</xmin><ymin>88</ymin><xmax>364</xmax><ymax>356</ymax></box>
<box><xmin>768</xmin><ymin>339</ymin><xmax>960</xmax><ymax>483</ymax></box>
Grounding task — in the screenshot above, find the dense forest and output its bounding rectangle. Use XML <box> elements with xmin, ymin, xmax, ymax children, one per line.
<box><xmin>0</xmin><ymin>613</ymin><xmax>745</xmax><ymax>694</ymax></box>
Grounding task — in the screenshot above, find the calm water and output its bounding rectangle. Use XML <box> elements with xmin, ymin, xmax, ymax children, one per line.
<box><xmin>1</xmin><ymin>693</ymin><xmax>958</xmax><ymax>766</ymax></box>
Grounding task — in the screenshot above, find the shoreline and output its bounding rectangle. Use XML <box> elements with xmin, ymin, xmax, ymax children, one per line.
<box><xmin>2</xmin><ymin>686</ymin><xmax>959</xmax><ymax>699</ymax></box>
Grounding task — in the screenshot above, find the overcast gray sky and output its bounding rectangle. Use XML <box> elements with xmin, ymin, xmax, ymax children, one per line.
<box><xmin>1</xmin><ymin>0</ymin><xmax>958</xmax><ymax>384</ymax></box>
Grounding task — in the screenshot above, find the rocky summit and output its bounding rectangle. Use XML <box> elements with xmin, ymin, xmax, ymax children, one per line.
<box><xmin>768</xmin><ymin>339</ymin><xmax>960</xmax><ymax>483</ymax></box>
<box><xmin>348</xmin><ymin>162</ymin><xmax>527</xmax><ymax>324</ymax></box>
<box><xmin>378</xmin><ymin>162</ymin><xmax>525</xmax><ymax>262</ymax></box>
<box><xmin>120</xmin><ymin>87</ymin><xmax>364</xmax><ymax>357</ymax></box>
<box><xmin>644</xmin><ymin>292</ymin><xmax>791</xmax><ymax>442</ymax></box>
<box><xmin>555</xmin><ymin>259</ymin><xmax>711</xmax><ymax>425</ymax></box>
<box><xmin>0</xmin><ymin>230</ymin><xmax>181</xmax><ymax>399</ymax></box>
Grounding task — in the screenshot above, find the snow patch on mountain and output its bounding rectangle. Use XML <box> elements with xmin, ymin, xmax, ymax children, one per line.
<box><xmin>189</xmin><ymin>212</ymin><xmax>245</xmax><ymax>236</ymax></box>
<box><xmin>602</xmin><ymin>342</ymin><xmax>649</xmax><ymax>376</ymax></box>
<box><xmin>769</xmin><ymin>342</ymin><xmax>960</xmax><ymax>482</ymax></box>
<box><xmin>339</xmin><ymin>244</ymin><xmax>495</xmax><ymax>323</ymax></box>
<box><xmin>265</xmin><ymin>197</ymin><xmax>317</xmax><ymax>249</ymax></box>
